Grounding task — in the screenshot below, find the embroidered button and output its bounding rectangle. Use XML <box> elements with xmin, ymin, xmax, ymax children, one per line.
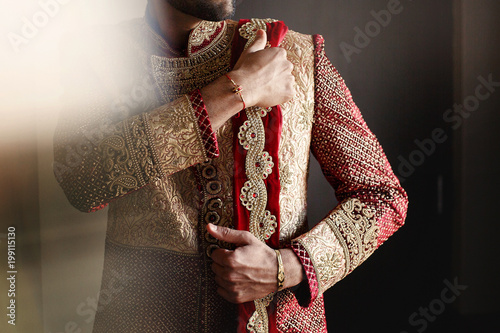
<box><xmin>207</xmin><ymin>198</ymin><xmax>223</xmax><ymax>211</ymax></box>
<box><xmin>202</xmin><ymin>165</ymin><xmax>217</xmax><ymax>179</ymax></box>
<box><xmin>206</xmin><ymin>181</ymin><xmax>222</xmax><ymax>195</ymax></box>
<box><xmin>206</xmin><ymin>244</ymin><xmax>220</xmax><ymax>258</ymax></box>
<box><xmin>205</xmin><ymin>211</ymin><xmax>220</xmax><ymax>224</ymax></box>
<box><xmin>205</xmin><ymin>231</ymin><xmax>216</xmax><ymax>243</ymax></box>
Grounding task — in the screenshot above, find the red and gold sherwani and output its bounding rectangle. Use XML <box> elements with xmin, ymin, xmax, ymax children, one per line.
<box><xmin>54</xmin><ymin>10</ymin><xmax>408</xmax><ymax>333</ymax></box>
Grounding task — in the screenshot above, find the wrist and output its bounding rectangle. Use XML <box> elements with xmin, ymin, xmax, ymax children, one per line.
<box><xmin>224</xmin><ymin>73</ymin><xmax>246</xmax><ymax>110</ymax></box>
<box><xmin>280</xmin><ymin>248</ymin><xmax>306</xmax><ymax>289</ymax></box>
<box><xmin>200</xmin><ymin>74</ymin><xmax>245</xmax><ymax>130</ymax></box>
<box><xmin>227</xmin><ymin>70</ymin><xmax>255</xmax><ymax>108</ymax></box>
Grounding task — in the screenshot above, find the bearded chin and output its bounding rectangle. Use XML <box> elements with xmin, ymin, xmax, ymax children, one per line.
<box><xmin>166</xmin><ymin>0</ymin><xmax>236</xmax><ymax>22</ymax></box>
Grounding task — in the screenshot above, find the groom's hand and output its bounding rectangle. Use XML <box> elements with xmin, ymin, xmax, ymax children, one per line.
<box><xmin>207</xmin><ymin>224</ymin><xmax>305</xmax><ymax>304</ymax></box>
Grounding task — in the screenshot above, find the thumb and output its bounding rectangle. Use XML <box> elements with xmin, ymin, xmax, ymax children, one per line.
<box><xmin>244</xmin><ymin>29</ymin><xmax>267</xmax><ymax>54</ymax></box>
<box><xmin>207</xmin><ymin>224</ymin><xmax>256</xmax><ymax>246</ymax></box>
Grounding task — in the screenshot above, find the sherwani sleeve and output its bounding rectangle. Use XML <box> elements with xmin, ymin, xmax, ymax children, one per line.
<box><xmin>291</xmin><ymin>35</ymin><xmax>409</xmax><ymax>301</ymax></box>
<box><xmin>53</xmin><ymin>37</ymin><xmax>218</xmax><ymax>213</ymax></box>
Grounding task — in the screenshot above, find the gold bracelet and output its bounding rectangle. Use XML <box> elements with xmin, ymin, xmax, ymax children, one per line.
<box><xmin>225</xmin><ymin>74</ymin><xmax>246</xmax><ymax>110</ymax></box>
<box><xmin>275</xmin><ymin>249</ymin><xmax>285</xmax><ymax>292</ymax></box>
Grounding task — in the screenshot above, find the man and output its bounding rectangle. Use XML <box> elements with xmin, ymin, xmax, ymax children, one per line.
<box><xmin>54</xmin><ymin>0</ymin><xmax>408</xmax><ymax>332</ymax></box>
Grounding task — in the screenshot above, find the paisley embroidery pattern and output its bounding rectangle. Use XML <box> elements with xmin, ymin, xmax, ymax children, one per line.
<box><xmin>237</xmin><ymin>19</ymin><xmax>280</xmax><ymax>333</ymax></box>
<box><xmin>239</xmin><ymin>18</ymin><xmax>278</xmax><ymax>49</ymax></box>
<box><xmin>247</xmin><ymin>293</ymin><xmax>275</xmax><ymax>333</ymax></box>
<box><xmin>277</xmin><ymin>31</ymin><xmax>315</xmax><ymax>243</ymax></box>
<box><xmin>327</xmin><ymin>198</ymin><xmax>379</xmax><ymax>276</ymax></box>
<box><xmin>239</xmin><ymin>107</ymin><xmax>277</xmax><ymax>333</ymax></box>
<box><xmin>188</xmin><ymin>21</ymin><xmax>223</xmax><ymax>51</ymax></box>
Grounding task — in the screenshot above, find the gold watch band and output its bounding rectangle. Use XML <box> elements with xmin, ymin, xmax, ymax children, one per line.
<box><xmin>275</xmin><ymin>249</ymin><xmax>285</xmax><ymax>291</ymax></box>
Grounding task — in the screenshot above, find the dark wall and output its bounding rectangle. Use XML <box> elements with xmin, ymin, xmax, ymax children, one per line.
<box><xmin>456</xmin><ymin>0</ymin><xmax>500</xmax><ymax>317</ymax></box>
<box><xmin>235</xmin><ymin>1</ymin><xmax>498</xmax><ymax>332</ymax></box>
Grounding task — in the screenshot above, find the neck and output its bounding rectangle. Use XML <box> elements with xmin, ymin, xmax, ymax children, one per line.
<box><xmin>148</xmin><ymin>1</ymin><xmax>202</xmax><ymax>51</ymax></box>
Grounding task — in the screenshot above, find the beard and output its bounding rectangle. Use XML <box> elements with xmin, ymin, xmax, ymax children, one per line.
<box><xmin>166</xmin><ymin>0</ymin><xmax>236</xmax><ymax>22</ymax></box>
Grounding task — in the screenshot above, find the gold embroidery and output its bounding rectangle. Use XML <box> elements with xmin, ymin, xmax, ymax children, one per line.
<box><xmin>238</xmin><ymin>21</ymin><xmax>282</xmax><ymax>333</ymax></box>
<box><xmin>247</xmin><ymin>293</ymin><xmax>275</xmax><ymax>333</ymax></box>
<box><xmin>237</xmin><ymin>23</ymin><xmax>318</xmax><ymax>333</ymax></box>
<box><xmin>146</xmin><ymin>96</ymin><xmax>208</xmax><ymax>174</ymax></box>
<box><xmin>326</xmin><ymin>198</ymin><xmax>379</xmax><ymax>276</ymax></box>
<box><xmin>295</xmin><ymin>199</ymin><xmax>379</xmax><ymax>294</ymax></box>
<box><xmin>237</xmin><ymin>108</ymin><xmax>278</xmax><ymax>243</ymax></box>
<box><xmin>199</xmin><ymin>158</ymin><xmax>233</xmax><ymax>254</ymax></box>
<box><xmin>107</xmin><ymin>120</ymin><xmax>235</xmax><ymax>255</ymax></box>
<box><xmin>208</xmin><ymin>120</ymin><xmax>236</xmax><ymax>239</ymax></box>
<box><xmin>278</xmin><ymin>164</ymin><xmax>292</xmax><ymax>193</ymax></box>
<box><xmin>99</xmin><ymin>113</ymin><xmax>164</xmax><ymax>195</ymax></box>
<box><xmin>188</xmin><ymin>21</ymin><xmax>224</xmax><ymax>53</ymax></box>
<box><xmin>295</xmin><ymin>221</ymin><xmax>346</xmax><ymax>295</ymax></box>
<box><xmin>239</xmin><ymin>18</ymin><xmax>278</xmax><ymax>49</ymax></box>
<box><xmin>237</xmin><ymin>107</ymin><xmax>278</xmax><ymax>241</ymax></box>
<box><xmin>79</xmin><ymin>21</ymin><xmax>237</xmax><ymax>254</ymax></box>
<box><xmin>277</xmin><ymin>32</ymin><xmax>316</xmax><ymax>243</ymax></box>
<box><xmin>107</xmin><ymin>175</ymin><xmax>202</xmax><ymax>254</ymax></box>
<box><xmin>105</xmin><ymin>21</ymin><xmax>238</xmax><ymax>255</ymax></box>
<box><xmin>150</xmin><ymin>21</ymin><xmax>235</xmax><ymax>103</ymax></box>
<box><xmin>106</xmin><ymin>97</ymin><xmax>206</xmax><ymax>253</ymax></box>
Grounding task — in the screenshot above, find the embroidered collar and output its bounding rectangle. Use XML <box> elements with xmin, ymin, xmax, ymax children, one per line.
<box><xmin>144</xmin><ymin>6</ymin><xmax>226</xmax><ymax>57</ymax></box>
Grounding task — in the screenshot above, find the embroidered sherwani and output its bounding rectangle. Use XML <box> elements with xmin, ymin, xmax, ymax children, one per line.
<box><xmin>54</xmin><ymin>12</ymin><xmax>408</xmax><ymax>333</ymax></box>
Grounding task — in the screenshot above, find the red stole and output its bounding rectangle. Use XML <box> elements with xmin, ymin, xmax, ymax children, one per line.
<box><xmin>231</xmin><ymin>19</ymin><xmax>289</xmax><ymax>333</ymax></box>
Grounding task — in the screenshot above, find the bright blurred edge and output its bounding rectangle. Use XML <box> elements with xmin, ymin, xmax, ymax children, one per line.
<box><xmin>0</xmin><ymin>1</ymin><xmax>147</xmax><ymax>332</ymax></box>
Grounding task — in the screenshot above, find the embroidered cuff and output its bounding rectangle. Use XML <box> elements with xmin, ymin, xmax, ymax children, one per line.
<box><xmin>291</xmin><ymin>241</ymin><xmax>319</xmax><ymax>306</ymax></box>
<box><xmin>293</xmin><ymin>219</ymin><xmax>347</xmax><ymax>296</ymax></box>
<box><xmin>189</xmin><ymin>89</ymin><xmax>219</xmax><ymax>159</ymax></box>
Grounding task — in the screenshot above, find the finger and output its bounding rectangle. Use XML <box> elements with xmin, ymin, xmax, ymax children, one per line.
<box><xmin>214</xmin><ymin>274</ymin><xmax>237</xmax><ymax>291</ymax></box>
<box><xmin>211</xmin><ymin>261</ymin><xmax>226</xmax><ymax>276</ymax></box>
<box><xmin>243</xmin><ymin>29</ymin><xmax>267</xmax><ymax>54</ymax></box>
<box><xmin>207</xmin><ymin>224</ymin><xmax>256</xmax><ymax>246</ymax></box>
<box><xmin>210</xmin><ymin>247</ymin><xmax>233</xmax><ymax>266</ymax></box>
<box><xmin>214</xmin><ymin>274</ymin><xmax>227</xmax><ymax>289</ymax></box>
<box><xmin>217</xmin><ymin>286</ymin><xmax>245</xmax><ymax>304</ymax></box>
<box><xmin>216</xmin><ymin>286</ymin><xmax>236</xmax><ymax>304</ymax></box>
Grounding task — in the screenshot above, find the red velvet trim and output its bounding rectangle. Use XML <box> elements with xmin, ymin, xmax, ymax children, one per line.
<box><xmin>231</xmin><ymin>19</ymin><xmax>288</xmax><ymax>333</ymax></box>
<box><xmin>189</xmin><ymin>89</ymin><xmax>219</xmax><ymax>159</ymax></box>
